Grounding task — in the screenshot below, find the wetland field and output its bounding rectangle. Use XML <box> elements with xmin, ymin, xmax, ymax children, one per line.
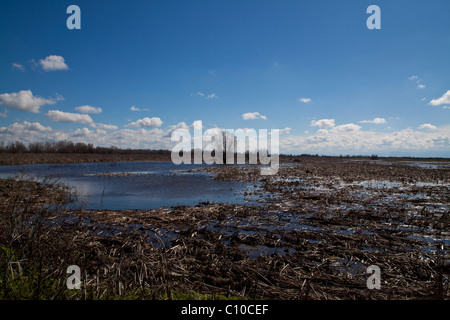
<box><xmin>0</xmin><ymin>157</ymin><xmax>449</xmax><ymax>300</ymax></box>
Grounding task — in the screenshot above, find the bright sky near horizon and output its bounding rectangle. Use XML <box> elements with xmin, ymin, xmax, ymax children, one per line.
<box><xmin>1</xmin><ymin>0</ymin><xmax>449</xmax><ymax>157</ymax></box>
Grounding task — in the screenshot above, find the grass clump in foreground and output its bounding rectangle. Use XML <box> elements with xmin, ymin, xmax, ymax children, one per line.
<box><xmin>0</xmin><ymin>177</ymin><xmax>79</xmax><ymax>299</ymax></box>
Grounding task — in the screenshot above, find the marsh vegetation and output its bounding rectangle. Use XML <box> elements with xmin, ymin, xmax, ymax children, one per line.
<box><xmin>0</xmin><ymin>157</ymin><xmax>449</xmax><ymax>299</ymax></box>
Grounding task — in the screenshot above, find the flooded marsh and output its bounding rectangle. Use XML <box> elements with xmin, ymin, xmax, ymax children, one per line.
<box><xmin>0</xmin><ymin>157</ymin><xmax>449</xmax><ymax>299</ymax></box>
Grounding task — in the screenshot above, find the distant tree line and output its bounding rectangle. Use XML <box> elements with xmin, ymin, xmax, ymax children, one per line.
<box><xmin>0</xmin><ymin>140</ymin><xmax>446</xmax><ymax>161</ymax></box>
<box><xmin>0</xmin><ymin>140</ymin><xmax>171</xmax><ymax>155</ymax></box>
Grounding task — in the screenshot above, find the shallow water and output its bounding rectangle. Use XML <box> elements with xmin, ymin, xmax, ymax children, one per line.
<box><xmin>0</xmin><ymin>161</ymin><xmax>253</xmax><ymax>210</ymax></box>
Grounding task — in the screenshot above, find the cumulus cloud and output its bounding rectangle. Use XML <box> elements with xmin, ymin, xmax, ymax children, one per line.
<box><xmin>0</xmin><ymin>121</ymin><xmax>52</xmax><ymax>134</ymax></box>
<box><xmin>242</xmin><ymin>112</ymin><xmax>267</xmax><ymax>120</ymax></box>
<box><xmin>279</xmin><ymin>127</ymin><xmax>291</xmax><ymax>135</ymax></box>
<box><xmin>39</xmin><ymin>55</ymin><xmax>69</xmax><ymax>71</ymax></box>
<box><xmin>0</xmin><ymin>121</ymin><xmax>58</xmax><ymax>146</ymax></box>
<box><xmin>165</xmin><ymin>121</ymin><xmax>190</xmax><ymax>137</ymax></box>
<box><xmin>96</xmin><ymin>129</ymin><xmax>107</xmax><ymax>135</ymax></box>
<box><xmin>311</xmin><ymin>119</ymin><xmax>335</xmax><ymax>128</ymax></box>
<box><xmin>333</xmin><ymin>123</ymin><xmax>362</xmax><ymax>132</ymax></box>
<box><xmin>0</xmin><ymin>90</ymin><xmax>57</xmax><ymax>113</ymax></box>
<box><xmin>47</xmin><ymin>110</ymin><xmax>93</xmax><ymax>124</ymax></box>
<box><xmin>298</xmin><ymin>98</ymin><xmax>312</xmax><ymax>103</ymax></box>
<box><xmin>103</xmin><ymin>128</ymin><xmax>168</xmax><ymax>150</ymax></box>
<box><xmin>429</xmin><ymin>90</ymin><xmax>450</xmax><ymax>106</ymax></box>
<box><xmin>90</xmin><ymin>123</ymin><xmax>118</xmax><ymax>130</ymax></box>
<box><xmin>0</xmin><ymin>121</ymin><xmax>69</xmax><ymax>145</ymax></box>
<box><xmin>126</xmin><ymin>117</ymin><xmax>163</xmax><ymax>128</ymax></box>
<box><xmin>417</xmin><ymin>84</ymin><xmax>426</xmax><ymax>89</ymax></box>
<box><xmin>75</xmin><ymin>105</ymin><xmax>102</xmax><ymax>114</ymax></box>
<box><xmin>1</xmin><ymin>115</ymin><xmax>448</xmax><ymax>157</ymax></box>
<box><xmin>72</xmin><ymin>127</ymin><xmax>93</xmax><ymax>138</ymax></box>
<box><xmin>360</xmin><ymin>118</ymin><xmax>387</xmax><ymax>124</ymax></box>
<box><xmin>418</xmin><ymin>123</ymin><xmax>437</xmax><ymax>130</ymax></box>
<box><xmin>279</xmin><ymin>125</ymin><xmax>450</xmax><ymax>156</ymax></box>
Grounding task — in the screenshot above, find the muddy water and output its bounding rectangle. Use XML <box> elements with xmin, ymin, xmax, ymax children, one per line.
<box><xmin>0</xmin><ymin>161</ymin><xmax>256</xmax><ymax>209</ymax></box>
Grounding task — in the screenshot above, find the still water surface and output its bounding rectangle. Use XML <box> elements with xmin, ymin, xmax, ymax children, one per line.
<box><xmin>0</xmin><ymin>161</ymin><xmax>252</xmax><ymax>210</ymax></box>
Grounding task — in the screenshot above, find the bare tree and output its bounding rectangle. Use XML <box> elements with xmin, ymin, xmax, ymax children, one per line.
<box><xmin>202</xmin><ymin>129</ymin><xmax>237</xmax><ymax>165</ymax></box>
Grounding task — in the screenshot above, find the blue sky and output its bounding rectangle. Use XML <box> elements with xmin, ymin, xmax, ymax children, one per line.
<box><xmin>1</xmin><ymin>0</ymin><xmax>449</xmax><ymax>156</ymax></box>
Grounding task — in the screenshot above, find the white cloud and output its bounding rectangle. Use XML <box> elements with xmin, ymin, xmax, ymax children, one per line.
<box><xmin>429</xmin><ymin>90</ymin><xmax>450</xmax><ymax>106</ymax></box>
<box><xmin>311</xmin><ymin>119</ymin><xmax>335</xmax><ymax>128</ymax></box>
<box><xmin>333</xmin><ymin>123</ymin><xmax>362</xmax><ymax>132</ymax></box>
<box><xmin>298</xmin><ymin>98</ymin><xmax>312</xmax><ymax>103</ymax></box>
<box><xmin>75</xmin><ymin>105</ymin><xmax>102</xmax><ymax>114</ymax></box>
<box><xmin>0</xmin><ymin>121</ymin><xmax>56</xmax><ymax>145</ymax></box>
<box><xmin>72</xmin><ymin>127</ymin><xmax>93</xmax><ymax>138</ymax></box>
<box><xmin>0</xmin><ymin>121</ymin><xmax>52</xmax><ymax>134</ymax></box>
<box><xmin>130</xmin><ymin>106</ymin><xmax>150</xmax><ymax>111</ymax></box>
<box><xmin>0</xmin><ymin>110</ymin><xmax>7</xmax><ymax>118</ymax></box>
<box><xmin>103</xmin><ymin>128</ymin><xmax>168</xmax><ymax>150</ymax></box>
<box><xmin>39</xmin><ymin>55</ymin><xmax>69</xmax><ymax>71</ymax></box>
<box><xmin>242</xmin><ymin>112</ymin><xmax>267</xmax><ymax>120</ymax></box>
<box><xmin>0</xmin><ymin>121</ymin><xmax>70</xmax><ymax>144</ymax></box>
<box><xmin>206</xmin><ymin>93</ymin><xmax>218</xmax><ymax>99</ymax></box>
<box><xmin>96</xmin><ymin>129</ymin><xmax>107</xmax><ymax>135</ymax></box>
<box><xmin>0</xmin><ymin>90</ymin><xmax>57</xmax><ymax>113</ymax></box>
<box><xmin>191</xmin><ymin>92</ymin><xmax>218</xmax><ymax>99</ymax></box>
<box><xmin>165</xmin><ymin>121</ymin><xmax>190</xmax><ymax>136</ymax></box>
<box><xmin>12</xmin><ymin>63</ymin><xmax>25</xmax><ymax>72</ymax></box>
<box><xmin>279</xmin><ymin>125</ymin><xmax>450</xmax><ymax>156</ymax></box>
<box><xmin>418</xmin><ymin>123</ymin><xmax>437</xmax><ymax>130</ymax></box>
<box><xmin>126</xmin><ymin>117</ymin><xmax>163</xmax><ymax>128</ymax></box>
<box><xmin>1</xmin><ymin>116</ymin><xmax>448</xmax><ymax>157</ymax></box>
<box><xmin>360</xmin><ymin>117</ymin><xmax>387</xmax><ymax>124</ymax></box>
<box><xmin>47</xmin><ymin>110</ymin><xmax>93</xmax><ymax>124</ymax></box>
<box><xmin>409</xmin><ymin>75</ymin><xmax>427</xmax><ymax>90</ymax></box>
<box><xmin>90</xmin><ymin>123</ymin><xmax>118</xmax><ymax>130</ymax></box>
